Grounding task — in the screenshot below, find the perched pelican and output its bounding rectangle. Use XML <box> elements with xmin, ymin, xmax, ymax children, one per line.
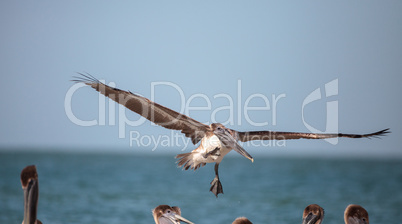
<box><xmin>74</xmin><ymin>74</ymin><xmax>389</xmax><ymax>197</ymax></box>
<box><xmin>302</xmin><ymin>204</ymin><xmax>324</xmax><ymax>224</ymax></box>
<box><xmin>152</xmin><ymin>205</ymin><xmax>194</xmax><ymax>224</ymax></box>
<box><xmin>344</xmin><ymin>204</ymin><xmax>369</xmax><ymax>224</ymax></box>
<box><xmin>21</xmin><ymin>165</ymin><xmax>42</xmax><ymax>224</ymax></box>
<box><xmin>232</xmin><ymin>217</ymin><xmax>253</xmax><ymax>224</ymax></box>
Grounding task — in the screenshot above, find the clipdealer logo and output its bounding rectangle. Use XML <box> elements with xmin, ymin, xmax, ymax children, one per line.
<box><xmin>302</xmin><ymin>79</ymin><xmax>339</xmax><ymax>145</ymax></box>
<box><xmin>64</xmin><ymin>78</ymin><xmax>339</xmax><ymax>149</ymax></box>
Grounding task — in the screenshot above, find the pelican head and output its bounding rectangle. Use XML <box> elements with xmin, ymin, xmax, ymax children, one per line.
<box><xmin>344</xmin><ymin>204</ymin><xmax>369</xmax><ymax>224</ymax></box>
<box><xmin>21</xmin><ymin>165</ymin><xmax>41</xmax><ymax>224</ymax></box>
<box><xmin>302</xmin><ymin>204</ymin><xmax>324</xmax><ymax>224</ymax></box>
<box><xmin>232</xmin><ymin>217</ymin><xmax>253</xmax><ymax>224</ymax></box>
<box><xmin>152</xmin><ymin>205</ymin><xmax>194</xmax><ymax>224</ymax></box>
<box><xmin>211</xmin><ymin>123</ymin><xmax>254</xmax><ymax>162</ymax></box>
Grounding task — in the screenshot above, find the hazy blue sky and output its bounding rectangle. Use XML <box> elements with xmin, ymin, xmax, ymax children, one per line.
<box><xmin>0</xmin><ymin>1</ymin><xmax>401</xmax><ymax>158</ymax></box>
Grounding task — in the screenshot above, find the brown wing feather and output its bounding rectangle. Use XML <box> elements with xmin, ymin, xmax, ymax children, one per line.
<box><xmin>73</xmin><ymin>73</ymin><xmax>210</xmax><ymax>144</ymax></box>
<box><xmin>235</xmin><ymin>128</ymin><xmax>390</xmax><ymax>142</ymax></box>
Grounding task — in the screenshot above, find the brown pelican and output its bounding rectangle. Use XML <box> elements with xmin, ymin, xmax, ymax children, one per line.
<box><xmin>73</xmin><ymin>74</ymin><xmax>389</xmax><ymax>197</ymax></box>
<box><xmin>152</xmin><ymin>205</ymin><xmax>194</xmax><ymax>224</ymax></box>
<box><xmin>21</xmin><ymin>165</ymin><xmax>42</xmax><ymax>224</ymax></box>
<box><xmin>344</xmin><ymin>204</ymin><xmax>369</xmax><ymax>224</ymax></box>
<box><xmin>232</xmin><ymin>217</ymin><xmax>253</xmax><ymax>224</ymax></box>
<box><xmin>302</xmin><ymin>204</ymin><xmax>324</xmax><ymax>224</ymax></box>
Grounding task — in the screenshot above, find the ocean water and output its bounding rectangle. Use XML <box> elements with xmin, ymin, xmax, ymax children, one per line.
<box><xmin>0</xmin><ymin>150</ymin><xmax>401</xmax><ymax>224</ymax></box>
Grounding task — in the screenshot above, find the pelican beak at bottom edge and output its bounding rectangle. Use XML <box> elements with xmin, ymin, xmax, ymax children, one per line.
<box><xmin>347</xmin><ymin>216</ymin><xmax>368</xmax><ymax>224</ymax></box>
<box><xmin>23</xmin><ymin>178</ymin><xmax>39</xmax><ymax>224</ymax></box>
<box><xmin>163</xmin><ymin>212</ymin><xmax>195</xmax><ymax>224</ymax></box>
<box><xmin>302</xmin><ymin>213</ymin><xmax>319</xmax><ymax>224</ymax></box>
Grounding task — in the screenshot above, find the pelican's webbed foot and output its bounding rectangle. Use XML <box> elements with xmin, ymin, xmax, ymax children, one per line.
<box><xmin>210</xmin><ymin>176</ymin><xmax>223</xmax><ymax>197</ymax></box>
<box><xmin>209</xmin><ymin>163</ymin><xmax>224</xmax><ymax>197</ymax></box>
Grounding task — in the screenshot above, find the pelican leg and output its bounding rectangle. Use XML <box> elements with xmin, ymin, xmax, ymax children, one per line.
<box><xmin>209</xmin><ymin>163</ymin><xmax>223</xmax><ymax>197</ymax></box>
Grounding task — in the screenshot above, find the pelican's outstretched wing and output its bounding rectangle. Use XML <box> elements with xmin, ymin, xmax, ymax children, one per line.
<box><xmin>73</xmin><ymin>73</ymin><xmax>210</xmax><ymax>144</ymax></box>
<box><xmin>235</xmin><ymin>128</ymin><xmax>390</xmax><ymax>142</ymax></box>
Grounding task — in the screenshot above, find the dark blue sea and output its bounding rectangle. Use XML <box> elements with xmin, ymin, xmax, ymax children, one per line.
<box><xmin>1</xmin><ymin>150</ymin><xmax>401</xmax><ymax>224</ymax></box>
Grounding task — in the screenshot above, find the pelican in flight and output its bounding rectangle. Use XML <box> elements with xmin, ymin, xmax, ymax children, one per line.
<box><xmin>73</xmin><ymin>74</ymin><xmax>389</xmax><ymax>197</ymax></box>
<box><xmin>21</xmin><ymin>165</ymin><xmax>42</xmax><ymax>224</ymax></box>
<box><xmin>344</xmin><ymin>204</ymin><xmax>369</xmax><ymax>224</ymax></box>
<box><xmin>152</xmin><ymin>205</ymin><xmax>194</xmax><ymax>224</ymax></box>
<box><xmin>232</xmin><ymin>217</ymin><xmax>253</xmax><ymax>224</ymax></box>
<box><xmin>302</xmin><ymin>204</ymin><xmax>324</xmax><ymax>224</ymax></box>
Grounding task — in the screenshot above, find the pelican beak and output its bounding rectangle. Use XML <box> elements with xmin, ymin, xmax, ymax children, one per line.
<box><xmin>347</xmin><ymin>217</ymin><xmax>367</xmax><ymax>224</ymax></box>
<box><xmin>164</xmin><ymin>212</ymin><xmax>195</xmax><ymax>224</ymax></box>
<box><xmin>302</xmin><ymin>213</ymin><xmax>318</xmax><ymax>224</ymax></box>
<box><xmin>232</xmin><ymin>141</ymin><xmax>254</xmax><ymax>162</ymax></box>
<box><xmin>215</xmin><ymin>129</ymin><xmax>254</xmax><ymax>162</ymax></box>
<box><xmin>23</xmin><ymin>178</ymin><xmax>39</xmax><ymax>224</ymax></box>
